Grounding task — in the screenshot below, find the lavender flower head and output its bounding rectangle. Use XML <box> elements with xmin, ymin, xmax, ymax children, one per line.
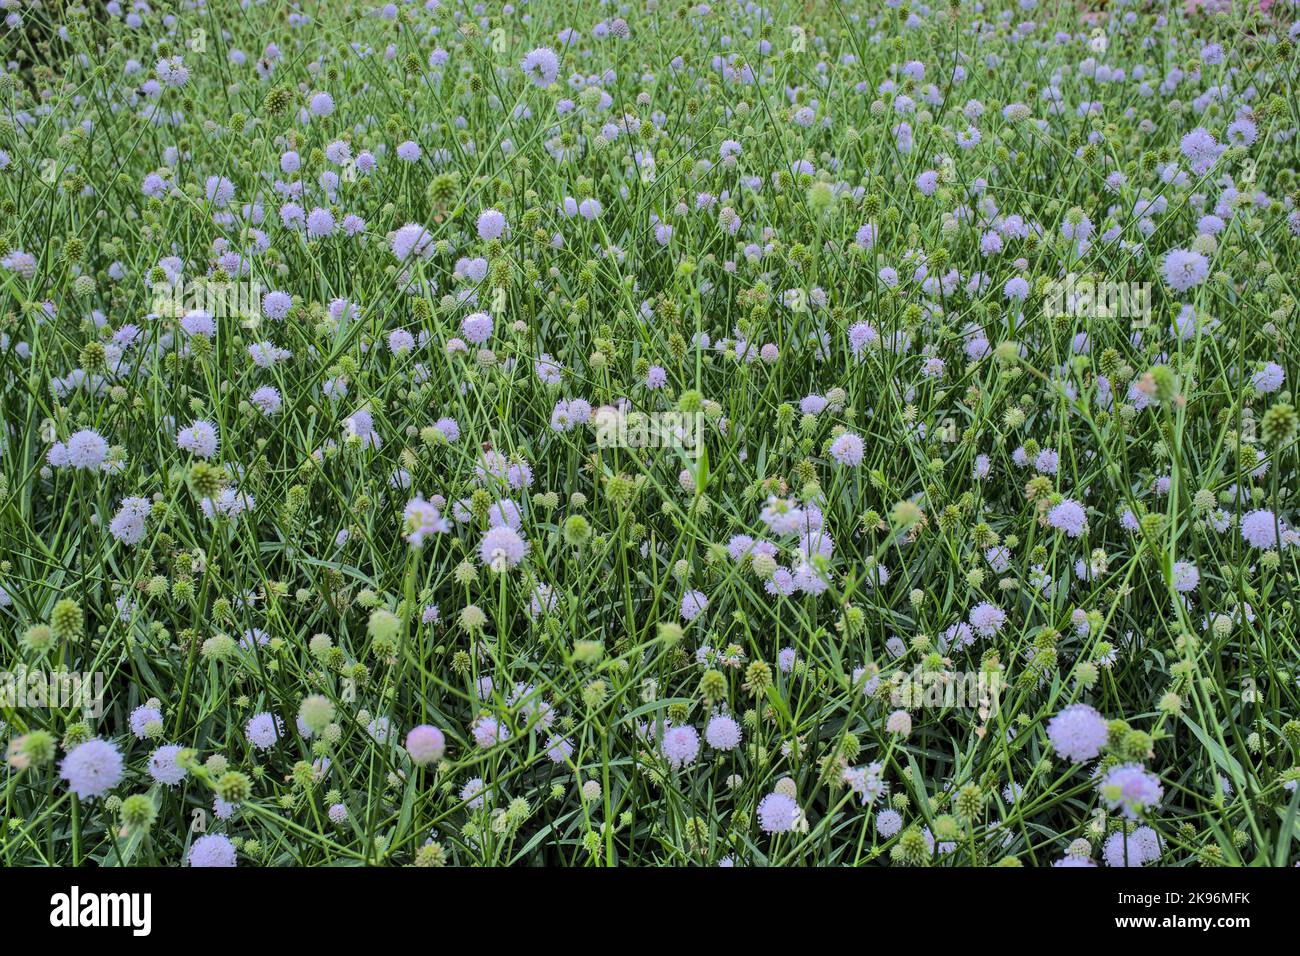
<box><xmin>1099</xmin><ymin>763</ymin><xmax>1164</xmax><ymax>820</ymax></box>
<box><xmin>60</xmin><ymin>738</ymin><xmax>124</xmax><ymax>800</ymax></box>
<box><xmin>1046</xmin><ymin>703</ymin><xmax>1109</xmax><ymax>763</ymax></box>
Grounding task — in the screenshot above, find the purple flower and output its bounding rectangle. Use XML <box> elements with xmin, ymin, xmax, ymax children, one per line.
<box><xmin>875</xmin><ymin>808</ymin><xmax>902</xmax><ymax>836</ymax></box>
<box><xmin>1252</xmin><ymin>361</ymin><xmax>1285</xmax><ymax>395</ymax></box>
<box><xmin>521</xmin><ymin>47</ymin><xmax>560</xmax><ymax>87</ymax></box>
<box><xmin>405</xmin><ymin>725</ymin><xmax>446</xmax><ymax>765</ymax></box>
<box><xmin>149</xmin><ymin>744</ymin><xmax>188</xmax><ymax>786</ymax></box>
<box><xmin>461</xmin><ymin>311</ymin><xmax>494</xmax><ymax>345</ymax></box>
<box><xmin>968</xmin><ymin>601</ymin><xmax>1006</xmax><ymax>638</ymax></box>
<box><xmin>1172</xmin><ymin>561</ymin><xmax>1199</xmax><ymax>593</ymax></box>
<box><xmin>476</xmin><ymin>208</ymin><xmax>507</xmax><ymax>241</ymax></box>
<box><xmin>662</xmin><ymin>724</ymin><xmax>700</xmax><ymax>768</ymax></box>
<box><xmin>50</xmin><ymin>429</ymin><xmax>108</xmax><ymax>470</ymax></box>
<box><xmin>705</xmin><ymin>714</ymin><xmax>742</xmax><ymax>750</ymax></box>
<box><xmin>1103</xmin><ymin>826</ymin><xmax>1162</xmax><ymax>866</ymax></box>
<box><xmin>204</xmin><ymin>175</ymin><xmax>235</xmax><ymax>208</ymax></box>
<box><xmin>59</xmin><ymin>739</ymin><xmax>124</xmax><ymax>799</ymax></box>
<box><xmin>306</xmin><ymin>206</ymin><xmax>335</xmax><ymax>238</ymax></box>
<box><xmin>680</xmin><ymin>589</ymin><xmax>709</xmax><ymax>621</ymax></box>
<box><xmin>391</xmin><ymin>222</ymin><xmax>434</xmax><ymax>261</ymax></box>
<box><xmin>309</xmin><ymin>91</ymin><xmax>335</xmax><ymax>117</ymax></box>
<box><xmin>1179</xmin><ymin>127</ymin><xmax>1222</xmax><ymax>175</ymax></box>
<box><xmin>1162</xmin><ymin>248</ymin><xmax>1209</xmax><ymax>293</ymax></box>
<box><xmin>130</xmin><ymin>705</ymin><xmax>163</xmax><ymax>738</ymax></box>
<box><xmin>470</xmin><ymin>715</ymin><xmax>508</xmax><ymax>748</ymax></box>
<box><xmin>1047</xmin><ymin>498</ymin><xmax>1088</xmax><ymax>537</ymax></box>
<box><xmin>249</xmin><ymin>385</ymin><xmax>282</xmax><ymax>415</ymax></box>
<box><xmin>189</xmin><ymin>833</ymin><xmax>237</xmax><ymax>867</ymax></box>
<box><xmin>1047</xmin><ymin>703</ymin><xmax>1109</xmax><ymax>762</ymax></box>
<box><xmin>479</xmin><ymin>525</ymin><xmax>528</xmax><ymax>570</ymax></box>
<box><xmin>829</xmin><ymin>431</ymin><xmax>865</xmax><ymax>467</ymax></box>
<box><xmin>1099</xmin><ymin>763</ymin><xmax>1164</xmax><ymax>819</ymax></box>
<box><xmin>1241</xmin><ymin>509</ymin><xmax>1280</xmax><ymax>549</ymax></box>
<box><xmin>757</xmin><ymin>792</ymin><xmax>800</xmax><ymax>833</ymax></box>
<box><xmin>245</xmin><ymin>712</ymin><xmax>283</xmax><ymax>750</ymax></box>
<box><xmin>854</xmin><ymin>222</ymin><xmax>878</xmax><ymax>250</ymax></box>
<box><xmin>109</xmin><ymin>496</ymin><xmax>150</xmax><ymax>546</ymax></box>
<box><xmin>848</xmin><ymin>321</ymin><xmax>878</xmax><ymax>357</ymax></box>
<box><xmin>404</xmin><ymin>496</ymin><xmax>450</xmax><ymax>547</ymax></box>
<box><xmin>262</xmin><ymin>290</ymin><xmax>293</xmax><ymax>321</ymax></box>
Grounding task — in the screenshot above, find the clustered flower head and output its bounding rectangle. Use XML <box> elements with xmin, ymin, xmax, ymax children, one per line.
<box><xmin>1047</xmin><ymin>704</ymin><xmax>1109</xmax><ymax>763</ymax></box>
<box><xmin>1</xmin><ymin>0</ymin><xmax>1294</xmax><ymax>872</ymax></box>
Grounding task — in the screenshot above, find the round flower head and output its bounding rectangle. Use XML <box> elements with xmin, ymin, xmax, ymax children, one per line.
<box><xmin>476</xmin><ymin>208</ymin><xmax>507</xmax><ymax>241</ymax></box>
<box><xmin>1162</xmin><ymin>248</ymin><xmax>1209</xmax><ymax>293</ymax></box>
<box><xmin>661</xmin><ymin>724</ymin><xmax>700</xmax><ymax>769</ymax></box>
<box><xmin>488</xmin><ymin>499</ymin><xmax>522</xmax><ymax>530</ymax></box>
<box><xmin>479</xmin><ymin>525</ymin><xmax>528</xmax><ymax>571</ymax></box>
<box><xmin>470</xmin><ymin>714</ymin><xmax>508</xmax><ymax>748</ymax></box>
<box><xmin>886</xmin><ymin>710</ymin><xmax>912</xmax><ymax>735</ymax></box>
<box><xmin>829</xmin><ymin>431</ymin><xmax>865</xmax><ymax>466</ymax></box>
<box><xmin>521</xmin><ymin>47</ymin><xmax>560</xmax><ymax>87</ymax></box>
<box><xmin>705</xmin><ymin>714</ymin><xmax>743</xmax><ymax>750</ymax></box>
<box><xmin>1047</xmin><ymin>498</ymin><xmax>1087</xmax><ymax>537</ymax></box>
<box><xmin>1241</xmin><ymin>509</ymin><xmax>1280</xmax><ymax>549</ymax></box>
<box><xmin>968</xmin><ymin>601</ymin><xmax>1007</xmax><ymax>638</ymax></box>
<box><xmin>461</xmin><ymin>311</ymin><xmax>494</xmax><ymax>345</ymax></box>
<box><xmin>1046</xmin><ymin>703</ymin><xmax>1109</xmax><ymax>763</ymax></box>
<box><xmin>680</xmin><ymin>589</ymin><xmax>709</xmax><ymax>622</ymax></box>
<box><xmin>757</xmin><ymin>792</ymin><xmax>800</xmax><ymax>834</ymax></box>
<box><xmin>388</xmin><ymin>329</ymin><xmax>415</xmax><ymax>355</ymax></box>
<box><xmin>1252</xmin><ymin>361</ymin><xmax>1285</xmax><ymax>395</ymax></box>
<box><xmin>149</xmin><ymin>744</ymin><xmax>189</xmax><ymax>786</ymax></box>
<box><xmin>391</xmin><ymin>222</ymin><xmax>434</xmax><ymax>261</ymax></box>
<box><xmin>406</xmin><ymin>724</ymin><xmax>446</xmax><ymax>765</ymax></box>
<box><xmin>434</xmin><ymin>417</ymin><xmax>460</xmax><ymax>443</ymax></box>
<box><xmin>59</xmin><ymin>738</ymin><xmax>124</xmax><ymax>800</ymax></box>
<box><xmin>245</xmin><ymin>712</ymin><xmax>283</xmax><ymax>750</ymax></box>
<box><xmin>1171</xmin><ymin>561</ymin><xmax>1199</xmax><ymax>593</ymax></box>
<box><xmin>109</xmin><ymin>496</ymin><xmax>150</xmax><ymax>545</ymax></box>
<box><xmin>180</xmin><ymin>310</ymin><xmax>215</xmax><ymax>338</ymax></box>
<box><xmin>189</xmin><ymin>833</ymin><xmax>237</xmax><ymax>867</ymax></box>
<box><xmin>309</xmin><ymin>91</ymin><xmax>335</xmax><ymax>116</ymax></box>
<box><xmin>875</xmin><ymin>808</ymin><xmax>903</xmax><ymax>837</ymax></box>
<box><xmin>51</xmin><ymin>429</ymin><xmax>109</xmax><ymax>470</ymax></box>
<box><xmin>129</xmin><ymin>702</ymin><xmax>163</xmax><ymax>738</ymax></box>
<box><xmin>1099</xmin><ymin>763</ymin><xmax>1164</xmax><ymax>820</ymax></box>
<box><xmin>177</xmin><ymin>420</ymin><xmax>219</xmax><ymax>459</ymax></box>
<box><xmin>204</xmin><ymin>175</ymin><xmax>235</xmax><ymax>208</ymax></box>
<box><xmin>404</xmin><ymin>496</ymin><xmax>450</xmax><ymax>547</ymax></box>
<box><xmin>249</xmin><ymin>385</ymin><xmax>282</xmax><ymax>415</ymax></box>
<box><xmin>1102</xmin><ymin>826</ymin><xmax>1162</xmax><ymax>867</ymax></box>
<box><xmin>306</xmin><ymin>206</ymin><xmax>336</xmax><ymax>238</ymax></box>
<box><xmin>459</xmin><ymin>777</ymin><xmax>488</xmax><ymax>809</ymax></box>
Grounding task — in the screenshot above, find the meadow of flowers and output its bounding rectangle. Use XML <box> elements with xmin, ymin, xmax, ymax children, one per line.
<box><xmin>1</xmin><ymin>0</ymin><xmax>1299</xmax><ymax>870</ymax></box>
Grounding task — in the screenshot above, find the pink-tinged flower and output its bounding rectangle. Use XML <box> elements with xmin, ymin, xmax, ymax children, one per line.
<box><xmin>405</xmin><ymin>725</ymin><xmax>446</xmax><ymax>765</ymax></box>
<box><xmin>662</xmin><ymin>724</ymin><xmax>700</xmax><ymax>768</ymax></box>
<box><xmin>757</xmin><ymin>792</ymin><xmax>800</xmax><ymax>833</ymax></box>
